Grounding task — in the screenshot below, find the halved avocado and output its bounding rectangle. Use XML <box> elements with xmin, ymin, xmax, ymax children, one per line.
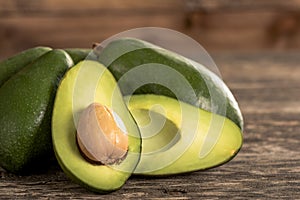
<box><xmin>52</xmin><ymin>60</ymin><xmax>141</xmax><ymax>193</ymax></box>
<box><xmin>126</xmin><ymin>94</ymin><xmax>242</xmax><ymax>176</ymax></box>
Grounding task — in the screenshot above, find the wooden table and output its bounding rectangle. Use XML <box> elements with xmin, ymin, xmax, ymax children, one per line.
<box><xmin>1</xmin><ymin>52</ymin><xmax>299</xmax><ymax>199</ymax></box>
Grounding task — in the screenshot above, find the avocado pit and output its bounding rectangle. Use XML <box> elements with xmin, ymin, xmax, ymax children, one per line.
<box><xmin>76</xmin><ymin>103</ymin><xmax>128</xmax><ymax>165</ymax></box>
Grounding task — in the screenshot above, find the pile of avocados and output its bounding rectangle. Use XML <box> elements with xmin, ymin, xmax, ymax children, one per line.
<box><xmin>0</xmin><ymin>38</ymin><xmax>243</xmax><ymax>193</ymax></box>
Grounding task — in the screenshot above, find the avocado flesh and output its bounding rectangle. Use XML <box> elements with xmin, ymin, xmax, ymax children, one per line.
<box><xmin>97</xmin><ymin>38</ymin><xmax>243</xmax><ymax>130</ymax></box>
<box><xmin>0</xmin><ymin>46</ymin><xmax>52</xmax><ymax>86</ymax></box>
<box><xmin>0</xmin><ymin>50</ymin><xmax>73</xmax><ymax>174</ymax></box>
<box><xmin>126</xmin><ymin>94</ymin><xmax>243</xmax><ymax>176</ymax></box>
<box><xmin>52</xmin><ymin>60</ymin><xmax>141</xmax><ymax>193</ymax></box>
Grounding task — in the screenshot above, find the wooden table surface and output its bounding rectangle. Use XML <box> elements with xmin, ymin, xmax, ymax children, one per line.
<box><xmin>1</xmin><ymin>52</ymin><xmax>299</xmax><ymax>199</ymax></box>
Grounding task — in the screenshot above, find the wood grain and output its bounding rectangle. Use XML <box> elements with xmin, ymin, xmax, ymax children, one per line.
<box><xmin>0</xmin><ymin>0</ymin><xmax>183</xmax><ymax>14</ymax></box>
<box><xmin>186</xmin><ymin>0</ymin><xmax>300</xmax><ymax>11</ymax></box>
<box><xmin>0</xmin><ymin>0</ymin><xmax>185</xmax><ymax>60</ymax></box>
<box><xmin>1</xmin><ymin>0</ymin><xmax>300</xmax><ymax>61</ymax></box>
<box><xmin>1</xmin><ymin>52</ymin><xmax>299</xmax><ymax>199</ymax></box>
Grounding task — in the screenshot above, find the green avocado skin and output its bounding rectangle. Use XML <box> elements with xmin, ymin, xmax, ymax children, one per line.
<box><xmin>0</xmin><ymin>46</ymin><xmax>52</xmax><ymax>86</ymax></box>
<box><xmin>64</xmin><ymin>48</ymin><xmax>91</xmax><ymax>64</ymax></box>
<box><xmin>0</xmin><ymin>49</ymin><xmax>73</xmax><ymax>174</ymax></box>
<box><xmin>98</xmin><ymin>38</ymin><xmax>243</xmax><ymax>129</ymax></box>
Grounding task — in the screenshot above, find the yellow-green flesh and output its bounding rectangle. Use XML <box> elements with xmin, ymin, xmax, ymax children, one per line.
<box><xmin>126</xmin><ymin>95</ymin><xmax>243</xmax><ymax>175</ymax></box>
<box><xmin>52</xmin><ymin>60</ymin><xmax>141</xmax><ymax>192</ymax></box>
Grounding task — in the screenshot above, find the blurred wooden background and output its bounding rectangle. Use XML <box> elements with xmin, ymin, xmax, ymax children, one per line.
<box><xmin>1</xmin><ymin>1</ymin><xmax>300</xmax><ymax>198</ymax></box>
<box><xmin>1</xmin><ymin>0</ymin><xmax>300</xmax><ymax>60</ymax></box>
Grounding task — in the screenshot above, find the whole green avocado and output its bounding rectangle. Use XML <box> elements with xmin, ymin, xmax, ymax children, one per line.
<box><xmin>0</xmin><ymin>46</ymin><xmax>52</xmax><ymax>86</ymax></box>
<box><xmin>0</xmin><ymin>49</ymin><xmax>73</xmax><ymax>174</ymax></box>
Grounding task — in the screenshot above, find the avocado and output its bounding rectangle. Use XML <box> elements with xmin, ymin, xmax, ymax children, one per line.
<box><xmin>126</xmin><ymin>94</ymin><xmax>243</xmax><ymax>175</ymax></box>
<box><xmin>64</xmin><ymin>48</ymin><xmax>92</xmax><ymax>64</ymax></box>
<box><xmin>96</xmin><ymin>38</ymin><xmax>243</xmax><ymax>130</ymax></box>
<box><xmin>0</xmin><ymin>49</ymin><xmax>73</xmax><ymax>174</ymax></box>
<box><xmin>52</xmin><ymin>60</ymin><xmax>141</xmax><ymax>193</ymax></box>
<box><xmin>0</xmin><ymin>46</ymin><xmax>52</xmax><ymax>86</ymax></box>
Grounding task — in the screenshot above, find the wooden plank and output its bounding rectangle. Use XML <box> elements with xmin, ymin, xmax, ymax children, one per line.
<box><xmin>0</xmin><ymin>0</ymin><xmax>183</xmax><ymax>15</ymax></box>
<box><xmin>185</xmin><ymin>9</ymin><xmax>300</xmax><ymax>51</ymax></box>
<box><xmin>0</xmin><ymin>53</ymin><xmax>299</xmax><ymax>199</ymax></box>
<box><xmin>1</xmin><ymin>0</ymin><xmax>300</xmax><ymax>58</ymax></box>
<box><xmin>184</xmin><ymin>1</ymin><xmax>300</xmax><ymax>51</ymax></box>
<box><xmin>186</xmin><ymin>0</ymin><xmax>300</xmax><ymax>12</ymax></box>
<box><xmin>187</xmin><ymin>28</ymin><xmax>268</xmax><ymax>51</ymax></box>
<box><xmin>192</xmin><ymin>12</ymin><xmax>278</xmax><ymax>29</ymax></box>
<box><xmin>0</xmin><ymin>12</ymin><xmax>184</xmax><ymax>60</ymax></box>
